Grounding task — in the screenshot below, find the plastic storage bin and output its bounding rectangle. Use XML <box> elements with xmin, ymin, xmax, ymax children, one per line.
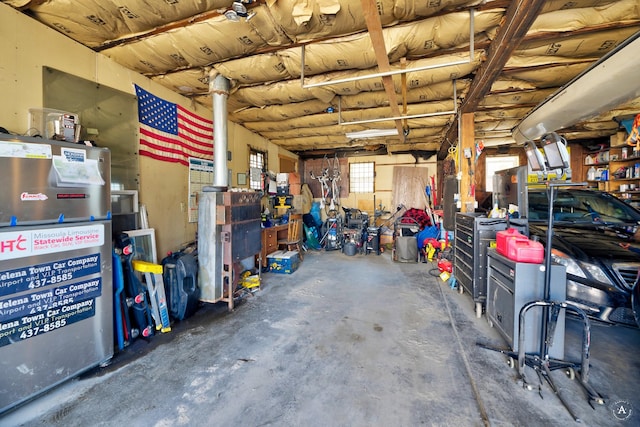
<box><xmin>267</xmin><ymin>250</ymin><xmax>300</xmax><ymax>274</ymax></box>
<box><xmin>28</xmin><ymin>108</ymin><xmax>80</xmax><ymax>142</ymax></box>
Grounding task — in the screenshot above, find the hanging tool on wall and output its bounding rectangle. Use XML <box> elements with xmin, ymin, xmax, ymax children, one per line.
<box><xmin>430</xmin><ymin>175</ymin><xmax>437</xmax><ymax>207</ymax></box>
<box><xmin>475</xmin><ymin>140</ymin><xmax>484</xmax><ymax>169</ymax></box>
<box><xmin>443</xmin><ymin>145</ymin><xmax>458</xmax><ymax>176</ymax></box>
<box><xmin>464</xmin><ymin>147</ymin><xmax>474</xmax><ymax>197</ymax></box>
<box><xmin>474</xmin><ymin>141</ymin><xmax>484</xmax><ymax>198</ymax></box>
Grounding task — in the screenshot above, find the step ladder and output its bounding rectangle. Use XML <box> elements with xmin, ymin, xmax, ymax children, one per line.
<box><xmin>132</xmin><ymin>260</ymin><xmax>171</xmax><ymax>333</ymax></box>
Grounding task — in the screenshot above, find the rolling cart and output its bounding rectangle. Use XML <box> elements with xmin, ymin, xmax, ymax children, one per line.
<box><xmin>478</xmin><ymin>181</ymin><xmax>604</xmax><ymax>422</ymax></box>
<box><xmin>454</xmin><ymin>213</ymin><xmax>528</xmax><ymax>318</ymax></box>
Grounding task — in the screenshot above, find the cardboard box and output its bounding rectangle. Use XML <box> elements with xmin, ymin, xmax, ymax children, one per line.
<box><xmin>610</xmin><ymin>131</ymin><xmax>628</xmax><ymax>147</ymax></box>
<box><xmin>290</xmin><ymin>183</ymin><xmax>301</xmax><ymax>195</ymax></box>
<box><xmin>267</xmin><ymin>250</ymin><xmax>300</xmax><ymax>274</ymax></box>
<box><xmin>288</xmin><ymin>172</ymin><xmax>301</xmax><ymax>185</ymax></box>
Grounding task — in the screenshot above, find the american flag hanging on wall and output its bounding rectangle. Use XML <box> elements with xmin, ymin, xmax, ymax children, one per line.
<box><xmin>134</xmin><ymin>84</ymin><xmax>213</xmax><ymax>166</ymax></box>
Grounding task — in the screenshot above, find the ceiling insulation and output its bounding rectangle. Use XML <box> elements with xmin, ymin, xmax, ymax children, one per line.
<box><xmin>5</xmin><ymin>0</ymin><xmax>640</xmax><ymax>157</ymax></box>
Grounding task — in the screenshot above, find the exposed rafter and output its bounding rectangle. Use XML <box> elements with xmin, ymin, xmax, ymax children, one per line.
<box><xmin>7</xmin><ymin>0</ymin><xmax>639</xmax><ymax>159</ymax></box>
<box><xmin>359</xmin><ymin>0</ymin><xmax>404</xmax><ymax>139</ymax></box>
<box><xmin>438</xmin><ymin>0</ymin><xmax>547</xmax><ymax>159</ymax></box>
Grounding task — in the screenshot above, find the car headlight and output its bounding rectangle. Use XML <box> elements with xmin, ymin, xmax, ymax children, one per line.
<box><xmin>550</xmin><ymin>249</ymin><xmax>613</xmax><ymax>284</ymax></box>
<box><xmin>578</xmin><ymin>261</ymin><xmax>613</xmax><ymax>285</ymax></box>
<box><xmin>551</xmin><ymin>249</ymin><xmax>586</xmax><ymax>278</ymax></box>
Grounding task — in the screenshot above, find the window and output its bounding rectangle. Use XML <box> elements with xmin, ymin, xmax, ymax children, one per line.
<box><xmin>349</xmin><ymin>162</ymin><xmax>374</xmax><ymax>193</ymax></box>
<box><xmin>485</xmin><ymin>156</ymin><xmax>519</xmax><ymax>192</ymax></box>
<box><xmin>249</xmin><ymin>149</ymin><xmax>265</xmax><ymax>190</ymax></box>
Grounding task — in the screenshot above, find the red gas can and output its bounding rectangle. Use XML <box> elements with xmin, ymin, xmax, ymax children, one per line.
<box><xmin>496</xmin><ymin>228</ymin><xmax>528</xmax><ymax>257</ymax></box>
<box><xmin>506</xmin><ymin>239</ymin><xmax>545</xmax><ymax>263</ymax></box>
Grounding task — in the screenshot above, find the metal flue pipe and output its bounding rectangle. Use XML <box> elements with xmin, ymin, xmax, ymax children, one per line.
<box><xmin>209</xmin><ymin>72</ymin><xmax>230</xmax><ymax>191</ymax></box>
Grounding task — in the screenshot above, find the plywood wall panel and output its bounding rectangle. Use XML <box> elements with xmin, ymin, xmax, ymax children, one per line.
<box><xmin>392</xmin><ymin>166</ymin><xmax>430</xmax><ymax>211</ymax></box>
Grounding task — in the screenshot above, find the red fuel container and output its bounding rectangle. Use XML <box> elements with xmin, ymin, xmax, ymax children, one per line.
<box><xmin>496</xmin><ymin>228</ymin><xmax>528</xmax><ymax>257</ymax></box>
<box><xmin>506</xmin><ymin>239</ymin><xmax>545</xmax><ymax>263</ymax></box>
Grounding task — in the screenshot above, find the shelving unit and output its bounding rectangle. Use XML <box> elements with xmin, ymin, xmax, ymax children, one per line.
<box><xmin>582</xmin><ymin>145</ymin><xmax>609</xmax><ymax>190</ymax></box>
<box><xmin>576</xmin><ymin>129</ymin><xmax>640</xmax><ymax>207</ymax></box>
<box><xmin>608</xmin><ymin>140</ymin><xmax>640</xmax><ymax>207</ymax></box>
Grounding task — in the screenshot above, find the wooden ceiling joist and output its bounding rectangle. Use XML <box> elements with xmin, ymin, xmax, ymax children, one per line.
<box><xmin>438</xmin><ymin>0</ymin><xmax>548</xmax><ymax>159</ymax></box>
<box><xmin>360</xmin><ymin>0</ymin><xmax>404</xmax><ymax>139</ymax></box>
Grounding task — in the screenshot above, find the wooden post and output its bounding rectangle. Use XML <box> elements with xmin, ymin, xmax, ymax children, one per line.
<box><xmin>459</xmin><ymin>113</ymin><xmax>476</xmax><ymax>213</ymax></box>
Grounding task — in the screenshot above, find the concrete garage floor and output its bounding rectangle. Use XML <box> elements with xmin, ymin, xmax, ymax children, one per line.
<box><xmin>3</xmin><ymin>249</ymin><xmax>640</xmax><ymax>426</ymax></box>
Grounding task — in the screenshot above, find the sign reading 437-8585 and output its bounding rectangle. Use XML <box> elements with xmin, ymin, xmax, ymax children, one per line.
<box><xmin>0</xmin><ymin>253</ymin><xmax>101</xmax><ymax>298</ymax></box>
<box><xmin>0</xmin><ymin>277</ymin><xmax>101</xmax><ymax>347</ymax></box>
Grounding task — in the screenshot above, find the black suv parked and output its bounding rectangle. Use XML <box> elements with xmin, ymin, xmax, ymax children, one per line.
<box><xmin>528</xmin><ymin>188</ymin><xmax>640</xmax><ymax>327</ymax></box>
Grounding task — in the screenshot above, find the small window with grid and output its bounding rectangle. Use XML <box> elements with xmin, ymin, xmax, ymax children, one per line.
<box><xmin>249</xmin><ymin>149</ymin><xmax>266</xmax><ymax>190</ymax></box>
<box><xmin>349</xmin><ymin>162</ymin><xmax>374</xmax><ymax>193</ymax></box>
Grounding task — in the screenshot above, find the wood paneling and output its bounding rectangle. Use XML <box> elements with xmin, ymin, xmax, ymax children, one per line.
<box><xmin>392</xmin><ymin>166</ymin><xmax>430</xmax><ymax>211</ymax></box>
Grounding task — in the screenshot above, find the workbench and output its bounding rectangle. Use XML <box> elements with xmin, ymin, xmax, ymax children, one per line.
<box><xmin>260</xmin><ymin>223</ymin><xmax>289</xmax><ymax>268</ymax></box>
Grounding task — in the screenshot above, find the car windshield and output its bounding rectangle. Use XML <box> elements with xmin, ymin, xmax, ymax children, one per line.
<box><xmin>528</xmin><ymin>190</ymin><xmax>640</xmax><ymax>224</ymax></box>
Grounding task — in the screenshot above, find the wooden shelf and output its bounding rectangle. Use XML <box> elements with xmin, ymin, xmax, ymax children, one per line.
<box><xmin>610</xmin><ymin>156</ymin><xmax>640</xmax><ymax>163</ymax></box>
<box><xmin>611</xmin><ymin>177</ymin><xmax>640</xmax><ymax>182</ymax></box>
<box><xmin>576</xmin><ymin>137</ymin><xmax>636</xmax><ymax>187</ymax></box>
<box><xmin>610</xmin><ymin>143</ymin><xmax>633</xmax><ymax>149</ymax></box>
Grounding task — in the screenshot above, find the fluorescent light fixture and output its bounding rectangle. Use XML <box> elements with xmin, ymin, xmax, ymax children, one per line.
<box><xmin>345</xmin><ymin>129</ymin><xmax>399</xmax><ymax>139</ymax></box>
<box><xmin>513</xmin><ymin>31</ymin><xmax>640</xmax><ymax>144</ymax></box>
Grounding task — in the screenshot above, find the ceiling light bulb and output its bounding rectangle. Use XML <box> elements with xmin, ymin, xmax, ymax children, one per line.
<box><xmin>224</xmin><ymin>9</ymin><xmax>239</xmax><ymax>21</ymax></box>
<box><xmin>232</xmin><ymin>2</ymin><xmax>247</xmax><ymax>14</ymax></box>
